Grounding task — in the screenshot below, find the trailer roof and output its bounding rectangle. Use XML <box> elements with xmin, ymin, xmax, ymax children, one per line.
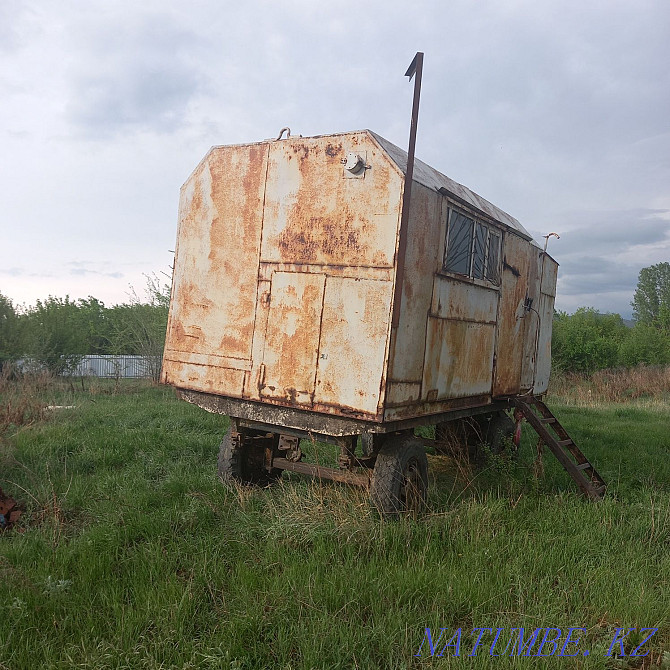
<box><xmin>368</xmin><ymin>130</ymin><xmax>533</xmax><ymax>241</ymax></box>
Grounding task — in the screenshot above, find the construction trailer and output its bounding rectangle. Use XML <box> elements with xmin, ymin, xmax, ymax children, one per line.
<box><xmin>160</xmin><ymin>125</ymin><xmax>606</xmax><ymax>514</ymax></box>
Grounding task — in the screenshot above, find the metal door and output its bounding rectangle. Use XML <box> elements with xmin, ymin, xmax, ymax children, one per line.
<box><xmin>260</xmin><ymin>272</ymin><xmax>326</xmax><ymax>405</ymax></box>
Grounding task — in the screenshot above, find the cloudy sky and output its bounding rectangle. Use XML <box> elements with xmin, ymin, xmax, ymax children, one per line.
<box><xmin>1</xmin><ymin>0</ymin><xmax>669</xmax><ymax>318</ymax></box>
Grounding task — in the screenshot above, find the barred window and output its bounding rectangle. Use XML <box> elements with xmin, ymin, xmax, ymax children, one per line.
<box><xmin>443</xmin><ymin>211</ymin><xmax>473</xmax><ymax>275</ymax></box>
<box><xmin>443</xmin><ymin>209</ymin><xmax>501</xmax><ymax>284</ymax></box>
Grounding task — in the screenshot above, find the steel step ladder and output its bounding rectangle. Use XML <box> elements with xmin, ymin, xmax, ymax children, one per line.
<box><xmin>513</xmin><ymin>397</ymin><xmax>606</xmax><ymax>500</ymax></box>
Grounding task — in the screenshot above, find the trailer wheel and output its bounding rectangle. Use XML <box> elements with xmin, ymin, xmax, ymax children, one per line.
<box><xmin>370</xmin><ymin>435</ymin><xmax>428</xmax><ymax>518</ymax></box>
<box><xmin>217</xmin><ymin>426</ymin><xmax>281</xmax><ymax>486</ymax></box>
<box><xmin>434</xmin><ymin>418</ymin><xmax>479</xmax><ymax>461</ymax></box>
<box><xmin>477</xmin><ymin>411</ymin><xmax>516</xmax><ymax>457</ymax></box>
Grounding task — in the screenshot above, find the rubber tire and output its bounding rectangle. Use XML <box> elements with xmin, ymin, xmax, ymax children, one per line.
<box><xmin>217</xmin><ymin>426</ymin><xmax>281</xmax><ymax>486</ymax></box>
<box><xmin>434</xmin><ymin>418</ymin><xmax>480</xmax><ymax>461</ymax></box>
<box><xmin>370</xmin><ymin>435</ymin><xmax>428</xmax><ymax>518</ymax></box>
<box><xmin>477</xmin><ymin>411</ymin><xmax>516</xmax><ymax>456</ymax></box>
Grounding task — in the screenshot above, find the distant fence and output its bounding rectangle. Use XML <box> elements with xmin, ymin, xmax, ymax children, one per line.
<box><xmin>11</xmin><ymin>355</ymin><xmax>162</xmax><ymax>379</ymax></box>
<box><xmin>70</xmin><ymin>355</ymin><xmax>160</xmax><ymax>379</ymax></box>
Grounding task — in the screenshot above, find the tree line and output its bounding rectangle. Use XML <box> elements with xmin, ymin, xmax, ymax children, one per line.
<box><xmin>552</xmin><ymin>263</ymin><xmax>670</xmax><ymax>372</ymax></box>
<box><xmin>1</xmin><ymin>264</ymin><xmax>668</xmax><ymax>376</ymax></box>
<box><xmin>0</xmin><ymin>275</ymin><xmax>170</xmax><ymax>375</ymax></box>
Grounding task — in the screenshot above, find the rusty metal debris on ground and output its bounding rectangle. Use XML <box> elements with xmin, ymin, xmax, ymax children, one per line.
<box><xmin>0</xmin><ymin>487</ymin><xmax>23</xmax><ymax>530</ymax></box>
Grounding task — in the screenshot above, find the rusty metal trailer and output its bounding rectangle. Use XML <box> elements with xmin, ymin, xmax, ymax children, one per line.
<box><xmin>161</xmin><ymin>59</ymin><xmax>605</xmax><ymax>514</ymax></box>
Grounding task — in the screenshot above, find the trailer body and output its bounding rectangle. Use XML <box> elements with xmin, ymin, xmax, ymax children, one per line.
<box><xmin>161</xmin><ymin>130</ymin><xmax>558</xmax><ymax>434</ymax></box>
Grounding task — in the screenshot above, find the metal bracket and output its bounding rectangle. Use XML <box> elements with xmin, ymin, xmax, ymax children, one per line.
<box><xmin>278</xmin><ymin>433</ymin><xmax>302</xmax><ymax>462</ymax></box>
<box><xmin>342</xmin><ymin>151</ymin><xmax>369</xmax><ymax>179</ymax></box>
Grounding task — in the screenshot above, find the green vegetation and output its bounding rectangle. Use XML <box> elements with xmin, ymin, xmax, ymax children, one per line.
<box><xmin>551</xmin><ymin>262</ymin><xmax>670</xmax><ymax>374</ymax></box>
<box><xmin>1</xmin><ymin>379</ymin><xmax>668</xmax><ymax>668</ymax></box>
<box><xmin>632</xmin><ymin>262</ymin><xmax>670</xmax><ymax>329</ymax></box>
<box><xmin>552</xmin><ymin>308</ymin><xmax>670</xmax><ymax>373</ymax></box>
<box><xmin>0</xmin><ymin>274</ymin><xmax>169</xmax><ymax>376</ymax></box>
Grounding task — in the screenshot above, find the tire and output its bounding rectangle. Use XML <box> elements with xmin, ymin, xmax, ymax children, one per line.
<box><xmin>477</xmin><ymin>411</ymin><xmax>516</xmax><ymax>456</ymax></box>
<box><xmin>434</xmin><ymin>418</ymin><xmax>480</xmax><ymax>461</ymax></box>
<box><xmin>217</xmin><ymin>426</ymin><xmax>281</xmax><ymax>486</ymax></box>
<box><xmin>360</xmin><ymin>433</ymin><xmax>375</xmax><ymax>457</ymax></box>
<box><xmin>370</xmin><ymin>434</ymin><xmax>428</xmax><ymax>518</ymax></box>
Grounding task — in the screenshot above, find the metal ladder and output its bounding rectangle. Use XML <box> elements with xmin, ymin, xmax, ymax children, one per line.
<box><xmin>513</xmin><ymin>397</ymin><xmax>606</xmax><ymax>500</ymax></box>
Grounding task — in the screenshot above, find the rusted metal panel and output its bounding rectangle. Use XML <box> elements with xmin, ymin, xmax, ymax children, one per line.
<box><xmin>386</xmin><ymin>382</ymin><xmax>421</xmax><ymax>406</ymax></box>
<box><xmin>493</xmin><ymin>233</ymin><xmax>531</xmax><ymax>396</ymax></box>
<box><xmin>162</xmin><ymin>142</ymin><xmax>268</xmax><ymax>391</ymax></box>
<box><xmin>260</xmin><ymin>134</ymin><xmax>402</xmax><ymax>268</ymax></box>
<box><xmin>422</xmin><ymin>317</ymin><xmax>496</xmax><ymax>400</ymax></box>
<box><xmin>384</xmin><ymin>394</ymin><xmax>493</xmax><ymax>422</ymax></box>
<box><xmin>520</xmin><ymin>248</ymin><xmax>542</xmax><ymax>391</ymax></box>
<box><xmin>534</xmin><ymin>254</ymin><xmax>559</xmax><ymax>394</ymax></box>
<box><xmin>260</xmin><ymin>271</ymin><xmax>325</xmax><ymax>405</ymax></box>
<box><xmin>314</xmin><ymin>276</ymin><xmax>393</xmax><ymax>415</ymax></box>
<box><xmin>430</xmin><ymin>275</ymin><xmax>499</xmax><ymax>323</ymax></box>
<box><xmin>166</xmin><ymin>352</ymin><xmax>252</xmax><ymax>371</ymax></box>
<box><xmin>534</xmin><ymin>292</ymin><xmax>555</xmax><ymax>394</ymax></box>
<box><xmin>178</xmin><ymin>388</ymin><xmax>384</xmax><ymax>436</ymax></box>
<box><xmin>541</xmin><ymin>254</ymin><xmax>558</xmax><ymax>297</ymax></box>
<box><xmin>258</xmin><ymin>262</ymin><xmax>393</xmax><ymax>283</ymax></box>
<box><xmin>387</xmin><ymin>182</ymin><xmax>442</xmax><ymax>383</ymax></box>
<box><xmin>168</xmin><ymin>362</ymin><xmax>245</xmax><ymax>396</ymax></box>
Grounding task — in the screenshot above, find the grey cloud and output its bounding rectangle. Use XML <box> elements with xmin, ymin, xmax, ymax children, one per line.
<box><xmin>537</xmin><ymin>209</ymin><xmax>670</xmax><ymax>314</ymax></box>
<box><xmin>3</xmin><ymin>267</ymin><xmax>25</xmax><ymax>277</ymax></box>
<box><xmin>0</xmin><ymin>4</ymin><xmax>25</xmax><ymax>53</ymax></box>
<box><xmin>471</xmin><ymin>7</ymin><xmax>669</xmax><ymax>153</ymax></box>
<box><xmin>532</xmin><ymin>209</ymin><xmax>670</xmax><ymax>256</ymax></box>
<box><xmin>557</xmin><ymin>290</ymin><xmax>635</xmax><ymax>317</ymax></box>
<box><xmin>1</xmin><ymin>267</ymin><xmax>56</xmax><ymax>279</ymax></box>
<box><xmin>557</xmin><ymin>259</ymin><xmax>639</xmax><ymax>295</ymax></box>
<box><xmin>66</xmin><ymin>15</ymin><xmax>203</xmax><ymax>137</ymax></box>
<box><xmin>69</xmin><ymin>268</ymin><xmax>123</xmax><ymax>279</ymax></box>
<box><xmin>559</xmin><ymin>255</ymin><xmax>628</xmax><ymax>277</ymax></box>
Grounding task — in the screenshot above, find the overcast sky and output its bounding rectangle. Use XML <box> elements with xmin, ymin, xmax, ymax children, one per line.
<box><xmin>1</xmin><ymin>0</ymin><xmax>669</xmax><ymax>318</ymax></box>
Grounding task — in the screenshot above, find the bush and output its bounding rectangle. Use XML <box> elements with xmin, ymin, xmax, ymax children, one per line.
<box><xmin>552</xmin><ymin>308</ymin><xmax>627</xmax><ymax>373</ymax></box>
<box><xmin>618</xmin><ymin>323</ymin><xmax>670</xmax><ymax>366</ymax></box>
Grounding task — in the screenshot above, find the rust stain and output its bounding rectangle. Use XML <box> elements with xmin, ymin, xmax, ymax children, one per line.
<box><xmin>166</xmin><ymin>142</ymin><xmax>268</xmax><ymax>384</ymax></box>
<box><xmin>262</xmin><ymin>272</ymin><xmax>325</xmax><ymax>406</ymax></box>
<box><xmin>293</xmin><ymin>143</ymin><xmax>311</xmax><ymax>162</ymax></box>
<box><xmin>325</xmin><ymin>142</ymin><xmax>342</xmax><ymax>158</ymax></box>
<box><xmin>262</xmin><ymin>135</ymin><xmax>401</xmax><ymax>268</ymax></box>
<box><xmin>277</xmin><ymin>208</ymin><xmax>367</xmax><ymax>264</ymax></box>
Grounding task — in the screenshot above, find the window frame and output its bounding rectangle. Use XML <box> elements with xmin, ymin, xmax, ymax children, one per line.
<box><xmin>442</xmin><ymin>206</ymin><xmax>503</xmax><ymax>286</ymax></box>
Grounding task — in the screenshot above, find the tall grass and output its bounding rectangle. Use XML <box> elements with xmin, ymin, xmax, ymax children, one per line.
<box><xmin>0</xmin><ymin>379</ymin><xmax>668</xmax><ymax>668</ymax></box>
<box><xmin>548</xmin><ymin>364</ymin><xmax>670</xmax><ymax>407</ymax></box>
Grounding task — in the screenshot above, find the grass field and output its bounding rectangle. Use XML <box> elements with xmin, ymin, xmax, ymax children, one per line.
<box><xmin>0</xmin><ymin>378</ymin><xmax>668</xmax><ymax>669</ymax></box>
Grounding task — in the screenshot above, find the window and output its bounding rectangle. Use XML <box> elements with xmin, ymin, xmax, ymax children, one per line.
<box><xmin>472</xmin><ymin>222</ymin><xmax>487</xmax><ymax>279</ymax></box>
<box><xmin>486</xmin><ymin>231</ymin><xmax>501</xmax><ymax>283</ymax></box>
<box><xmin>444</xmin><ymin>211</ymin><xmax>474</xmax><ymax>275</ymax></box>
<box><xmin>443</xmin><ymin>208</ymin><xmax>501</xmax><ymax>284</ymax></box>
